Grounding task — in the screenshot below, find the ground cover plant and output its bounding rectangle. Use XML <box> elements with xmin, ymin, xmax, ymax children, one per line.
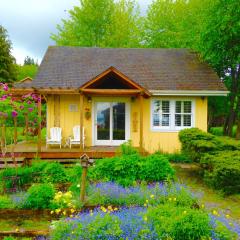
<box><xmin>50</xmin><ymin>183</ymin><xmax>239</xmax><ymax>240</ymax></box>
<box><xmin>179</xmin><ymin>128</ymin><xmax>240</xmax><ymax>194</ymax></box>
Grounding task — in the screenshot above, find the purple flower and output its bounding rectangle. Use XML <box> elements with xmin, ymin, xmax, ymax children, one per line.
<box><xmin>27</xmin><ymin>100</ymin><xmax>32</xmax><ymax>105</ymax></box>
<box><xmin>20</xmin><ymin>105</ymin><xmax>24</xmax><ymax>110</ymax></box>
<box><xmin>28</xmin><ymin>107</ymin><xmax>33</xmax><ymax>112</ymax></box>
<box><xmin>11</xmin><ymin>110</ymin><xmax>18</xmax><ymax>118</ymax></box>
<box><xmin>3</xmin><ymin>84</ymin><xmax>8</xmax><ymax>91</ymax></box>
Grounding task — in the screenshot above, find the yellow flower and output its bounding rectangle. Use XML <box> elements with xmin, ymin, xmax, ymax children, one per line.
<box><xmin>55</xmin><ymin>209</ymin><xmax>61</xmax><ymax>214</ymax></box>
<box><xmin>101</xmin><ymin>206</ymin><xmax>107</xmax><ymax>213</ymax></box>
<box><xmin>212</xmin><ymin>210</ymin><xmax>219</xmax><ymax>216</ymax></box>
<box><xmin>183</xmin><ymin>211</ymin><xmax>187</xmax><ymax>214</ymax></box>
<box><xmin>145</xmin><ymin>199</ymin><xmax>149</xmax><ymax>203</ymax></box>
<box><xmin>63</xmin><ymin>211</ymin><xmax>66</xmax><ymax>215</ymax></box>
<box><xmin>173</xmin><ymin>198</ymin><xmax>177</xmax><ymax>201</ymax></box>
<box><xmin>15</xmin><ymin>228</ymin><xmax>19</xmax><ymax>232</ymax></box>
<box><xmin>70</xmin><ymin>215</ymin><xmax>73</xmax><ymax>218</ymax></box>
<box><xmin>225</xmin><ymin>214</ymin><xmax>230</xmax><ymax>219</ymax></box>
<box><xmin>150</xmin><ymin>194</ymin><xmax>154</xmax><ymax>199</ymax></box>
<box><xmin>143</xmin><ymin>216</ymin><xmax>148</xmax><ymax>222</ymax></box>
<box><xmin>201</xmin><ymin>204</ymin><xmax>205</xmax><ymax>208</ymax></box>
<box><xmin>144</xmin><ymin>203</ymin><xmax>147</xmax><ymax>207</ymax></box>
<box><xmin>70</xmin><ymin>208</ymin><xmax>75</xmax><ymax>213</ymax></box>
<box><xmin>107</xmin><ymin>206</ymin><xmax>113</xmax><ymax>211</ymax></box>
<box><xmin>168</xmin><ymin>198</ymin><xmax>172</xmax><ymax>201</ymax></box>
<box><xmin>114</xmin><ymin>207</ymin><xmax>118</xmax><ymax>211</ymax></box>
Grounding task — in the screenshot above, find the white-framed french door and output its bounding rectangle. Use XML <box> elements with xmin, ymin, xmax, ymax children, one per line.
<box><xmin>93</xmin><ymin>101</ymin><xmax>130</xmax><ymax>146</ymax></box>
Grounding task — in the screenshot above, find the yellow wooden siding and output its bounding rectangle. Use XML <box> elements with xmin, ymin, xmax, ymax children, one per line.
<box><xmin>46</xmin><ymin>95</ymin><xmax>207</xmax><ymax>153</ymax></box>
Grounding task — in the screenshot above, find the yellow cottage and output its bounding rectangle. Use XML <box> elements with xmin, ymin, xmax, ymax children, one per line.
<box><xmin>14</xmin><ymin>47</ymin><xmax>228</xmax><ymax>156</ymax></box>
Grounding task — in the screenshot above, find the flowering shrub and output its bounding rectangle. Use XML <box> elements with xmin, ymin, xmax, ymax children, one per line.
<box><xmin>50</xmin><ymin>191</ymin><xmax>78</xmax><ymax>217</ymax></box>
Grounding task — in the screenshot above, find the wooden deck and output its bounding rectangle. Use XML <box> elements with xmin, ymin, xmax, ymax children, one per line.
<box><xmin>4</xmin><ymin>141</ymin><xmax>120</xmax><ymax>159</ymax></box>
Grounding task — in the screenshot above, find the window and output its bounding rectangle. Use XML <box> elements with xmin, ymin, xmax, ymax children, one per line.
<box><xmin>152</xmin><ymin>100</ymin><xmax>170</xmax><ymax>128</ymax></box>
<box><xmin>151</xmin><ymin>99</ymin><xmax>194</xmax><ymax>131</ymax></box>
<box><xmin>69</xmin><ymin>104</ymin><xmax>78</xmax><ymax>112</ymax></box>
<box><xmin>175</xmin><ymin>101</ymin><xmax>192</xmax><ymax>128</ymax></box>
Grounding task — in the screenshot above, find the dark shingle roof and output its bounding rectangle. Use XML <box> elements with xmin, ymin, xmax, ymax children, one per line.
<box><xmin>16</xmin><ymin>46</ymin><xmax>226</xmax><ymax>91</ymax></box>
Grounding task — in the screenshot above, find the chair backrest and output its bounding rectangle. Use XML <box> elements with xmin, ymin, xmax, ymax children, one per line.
<box><xmin>50</xmin><ymin>127</ymin><xmax>62</xmax><ymax>141</ymax></box>
<box><xmin>73</xmin><ymin>125</ymin><xmax>80</xmax><ymax>141</ymax></box>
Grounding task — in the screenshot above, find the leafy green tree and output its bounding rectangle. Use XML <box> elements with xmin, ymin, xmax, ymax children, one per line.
<box><xmin>51</xmin><ymin>0</ymin><xmax>141</xmax><ymax>48</ymax></box>
<box><xmin>104</xmin><ymin>0</ymin><xmax>142</xmax><ymax>48</ymax></box>
<box><xmin>198</xmin><ymin>0</ymin><xmax>240</xmax><ymax>137</ymax></box>
<box><xmin>16</xmin><ymin>64</ymin><xmax>38</xmax><ymax>81</ymax></box>
<box><xmin>143</xmin><ymin>0</ymin><xmax>205</xmax><ymax>48</ymax></box>
<box><xmin>0</xmin><ymin>25</ymin><xmax>17</xmax><ymax>83</ymax></box>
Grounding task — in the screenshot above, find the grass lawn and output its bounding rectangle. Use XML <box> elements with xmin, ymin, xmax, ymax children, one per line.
<box><xmin>209</xmin><ymin>125</ymin><xmax>237</xmax><ymax>137</ymax></box>
<box><xmin>173</xmin><ymin>163</ymin><xmax>240</xmax><ymax>221</ymax></box>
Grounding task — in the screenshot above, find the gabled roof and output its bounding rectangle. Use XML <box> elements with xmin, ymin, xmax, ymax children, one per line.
<box><xmin>14</xmin><ymin>46</ymin><xmax>227</xmax><ymax>95</ymax></box>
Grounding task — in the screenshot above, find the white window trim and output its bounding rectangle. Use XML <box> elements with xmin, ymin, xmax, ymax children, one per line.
<box><xmin>150</xmin><ymin>98</ymin><xmax>195</xmax><ymax>132</ymax></box>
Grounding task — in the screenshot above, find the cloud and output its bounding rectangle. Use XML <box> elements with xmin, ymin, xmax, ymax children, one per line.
<box><xmin>0</xmin><ymin>0</ymin><xmax>150</xmax><ymax>64</ymax></box>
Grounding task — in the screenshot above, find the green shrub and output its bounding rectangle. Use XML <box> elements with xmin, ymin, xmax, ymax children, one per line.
<box><xmin>0</xmin><ymin>167</ymin><xmax>34</xmax><ymax>190</ymax></box>
<box><xmin>90</xmin><ymin>153</ymin><xmax>175</xmax><ymax>185</ymax></box>
<box><xmin>163</xmin><ymin>152</ymin><xmax>192</xmax><ymax>163</ymax></box>
<box><xmin>120</xmin><ymin>140</ymin><xmax>138</xmax><ymax>155</ymax></box>
<box><xmin>146</xmin><ymin>204</ymin><xmax>212</xmax><ymax>240</ymax></box>
<box><xmin>179</xmin><ymin>128</ymin><xmax>219</xmax><ymax>162</ymax></box>
<box><xmin>0</xmin><ymin>195</ymin><xmax>14</xmax><ymax>209</ymax></box>
<box><xmin>201</xmin><ymin>151</ymin><xmax>240</xmax><ymax>194</ymax></box>
<box><xmin>65</xmin><ymin>165</ymin><xmax>82</xmax><ymax>183</ymax></box>
<box><xmin>42</xmin><ymin>162</ymin><xmax>68</xmax><ymax>183</ymax></box>
<box><xmin>23</xmin><ymin>183</ymin><xmax>55</xmax><ymax>209</ymax></box>
<box><xmin>179</xmin><ymin>128</ymin><xmax>240</xmax><ymax>162</ymax></box>
<box><xmin>139</xmin><ymin>153</ymin><xmax>175</xmax><ymax>181</ymax></box>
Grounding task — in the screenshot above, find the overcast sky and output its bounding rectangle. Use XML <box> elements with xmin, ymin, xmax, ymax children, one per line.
<box><xmin>0</xmin><ymin>0</ymin><xmax>150</xmax><ymax>65</ymax></box>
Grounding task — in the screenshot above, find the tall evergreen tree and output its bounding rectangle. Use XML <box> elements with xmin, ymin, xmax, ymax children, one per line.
<box><xmin>0</xmin><ymin>25</ymin><xmax>17</xmax><ymax>83</ymax></box>
<box><xmin>24</xmin><ymin>56</ymin><xmax>37</xmax><ymax>66</ymax></box>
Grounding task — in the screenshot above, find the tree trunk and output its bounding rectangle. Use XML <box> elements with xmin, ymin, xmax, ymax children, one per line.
<box><xmin>236</xmin><ymin>119</ymin><xmax>240</xmax><ymax>139</ymax></box>
<box><xmin>235</xmin><ymin>97</ymin><xmax>240</xmax><ymax>139</ymax></box>
<box><xmin>223</xmin><ymin>67</ymin><xmax>239</xmax><ymax>136</ymax></box>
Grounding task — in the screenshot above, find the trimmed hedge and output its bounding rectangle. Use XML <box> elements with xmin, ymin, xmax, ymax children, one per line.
<box><xmin>179</xmin><ymin>128</ymin><xmax>240</xmax><ymax>162</ymax></box>
<box><xmin>201</xmin><ymin>151</ymin><xmax>240</xmax><ymax>194</ymax></box>
<box><xmin>179</xmin><ymin>128</ymin><xmax>240</xmax><ymax>194</ymax></box>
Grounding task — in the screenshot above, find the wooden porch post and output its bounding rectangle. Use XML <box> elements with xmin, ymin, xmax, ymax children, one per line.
<box><xmin>37</xmin><ymin>94</ymin><xmax>42</xmax><ymax>153</ymax></box>
<box><xmin>139</xmin><ymin>93</ymin><xmax>144</xmax><ymax>153</ymax></box>
<box><xmin>79</xmin><ymin>92</ymin><xmax>84</xmax><ymax>151</ymax></box>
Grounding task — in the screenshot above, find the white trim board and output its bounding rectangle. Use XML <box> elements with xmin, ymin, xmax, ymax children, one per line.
<box><xmin>150</xmin><ymin>90</ymin><xmax>229</xmax><ymax>96</ymax></box>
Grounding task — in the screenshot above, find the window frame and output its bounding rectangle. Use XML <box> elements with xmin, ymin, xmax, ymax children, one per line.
<box><xmin>150</xmin><ymin>98</ymin><xmax>195</xmax><ymax>132</ymax></box>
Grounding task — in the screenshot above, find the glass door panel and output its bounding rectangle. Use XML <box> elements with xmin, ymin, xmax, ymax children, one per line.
<box><xmin>113</xmin><ymin>103</ymin><xmax>125</xmax><ymax>140</ymax></box>
<box><xmin>96</xmin><ymin>102</ymin><xmax>110</xmax><ymax>140</ymax></box>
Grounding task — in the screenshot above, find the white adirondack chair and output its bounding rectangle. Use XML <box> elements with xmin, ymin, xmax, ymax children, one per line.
<box><xmin>69</xmin><ymin>126</ymin><xmax>85</xmax><ymax>149</ymax></box>
<box><xmin>46</xmin><ymin>127</ymin><xmax>62</xmax><ymax>148</ymax></box>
